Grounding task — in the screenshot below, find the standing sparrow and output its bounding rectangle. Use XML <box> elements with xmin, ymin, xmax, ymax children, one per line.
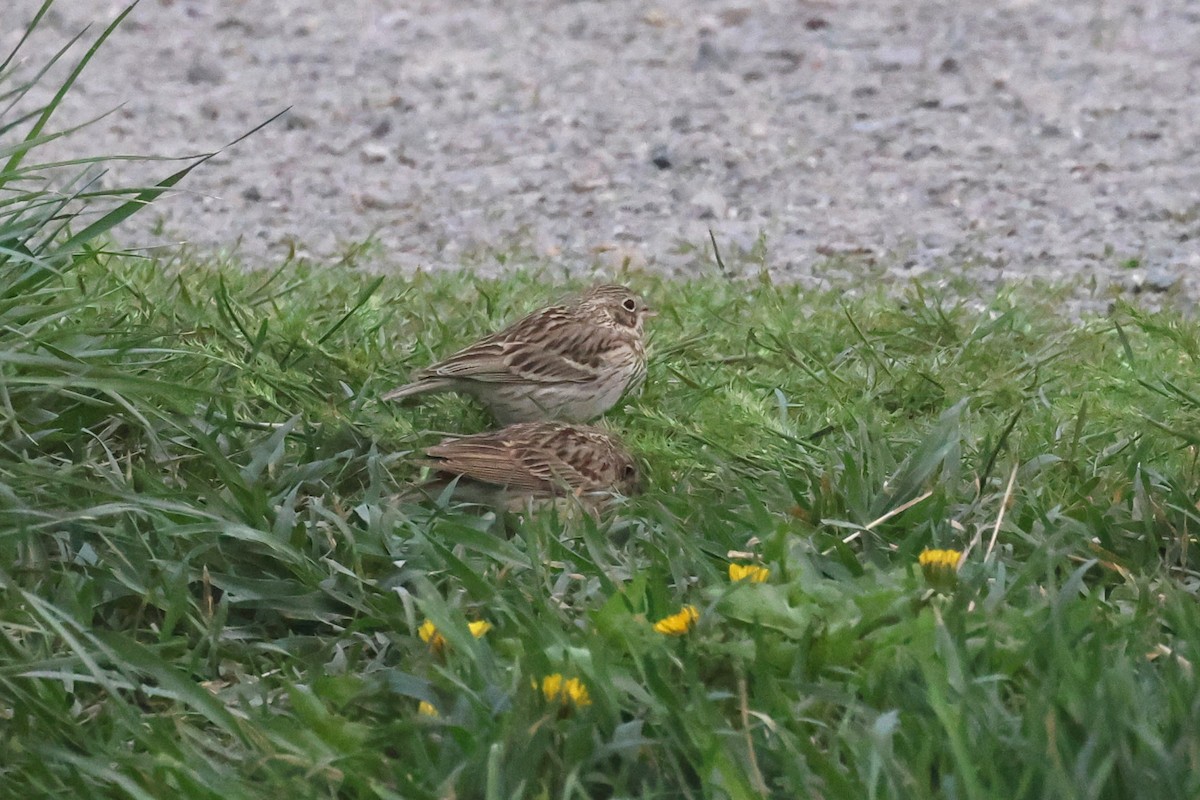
<box><xmin>382</xmin><ymin>284</ymin><xmax>652</xmax><ymax>423</ymax></box>
<box><xmin>415</xmin><ymin>422</ymin><xmax>641</xmax><ymax>513</ymax></box>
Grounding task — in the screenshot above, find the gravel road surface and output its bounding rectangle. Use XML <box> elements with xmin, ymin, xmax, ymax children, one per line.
<box><xmin>7</xmin><ymin>0</ymin><xmax>1200</xmax><ymax>305</ymax></box>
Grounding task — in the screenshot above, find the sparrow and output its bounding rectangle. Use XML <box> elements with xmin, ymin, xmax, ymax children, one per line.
<box><xmin>382</xmin><ymin>284</ymin><xmax>652</xmax><ymax>423</ymax></box>
<box><xmin>414</xmin><ymin>421</ymin><xmax>641</xmax><ymax>514</ymax></box>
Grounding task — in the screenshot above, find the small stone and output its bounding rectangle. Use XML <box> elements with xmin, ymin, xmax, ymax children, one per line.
<box><xmin>903</xmin><ymin>143</ymin><xmax>941</xmax><ymax>160</ymax></box>
<box><xmin>1144</xmin><ymin>267</ymin><xmax>1179</xmax><ymax>292</ymax></box>
<box><xmin>719</xmin><ymin>8</ymin><xmax>751</xmax><ymax>27</ymax></box>
<box><xmin>241</xmin><ymin>186</ymin><xmax>262</xmax><ymax>202</ymax></box>
<box><xmin>360</xmin><ymin>143</ymin><xmax>391</xmax><ymax>164</ymax></box>
<box><xmin>185</xmin><ymin>59</ymin><xmax>225</xmax><ymax>85</ymax></box>
<box><xmin>356</xmin><ymin>191</ymin><xmax>395</xmax><ymax>210</ymax></box>
<box><xmin>851</xmin><ymin>115</ymin><xmax>904</xmax><ymax>134</ymax></box>
<box><xmin>872</xmin><ymin>45</ymin><xmax>923</xmax><ymax>72</ymax></box>
<box><xmin>215</xmin><ymin>16</ymin><xmax>254</xmax><ymax>33</ymax></box>
<box><xmin>570</xmin><ymin>160</ymin><xmax>609</xmax><ymax>192</ymax></box>
<box><xmin>284</xmin><ymin>111</ymin><xmax>314</xmax><ymax>130</ymax></box>
<box><xmin>766</xmin><ymin>49</ymin><xmax>804</xmax><ymax>73</ymax></box>
<box><xmin>690</xmin><ymin>188</ymin><xmax>727</xmax><ymax>220</ymax></box>
<box><xmin>650</xmin><ymin>144</ymin><xmax>672</xmax><ymax>170</ymax></box>
<box><xmin>370</xmin><ymin>118</ymin><xmax>392</xmax><ymax>138</ymax></box>
<box><xmin>642</xmin><ymin>10</ymin><xmax>669</xmax><ymax>28</ymax></box>
<box><xmin>805</xmin><ymin>17</ymin><xmax>830</xmax><ymax>30</ymax></box>
<box><xmin>694</xmin><ymin>39</ymin><xmax>726</xmax><ymax>71</ymax></box>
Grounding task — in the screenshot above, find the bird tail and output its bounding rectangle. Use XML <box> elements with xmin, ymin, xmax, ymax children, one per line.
<box><xmin>380</xmin><ymin>377</ymin><xmax>453</xmax><ymax>402</ymax></box>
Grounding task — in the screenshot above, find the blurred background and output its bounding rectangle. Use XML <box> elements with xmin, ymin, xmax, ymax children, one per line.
<box><xmin>6</xmin><ymin>0</ymin><xmax>1199</xmax><ymax>297</ymax></box>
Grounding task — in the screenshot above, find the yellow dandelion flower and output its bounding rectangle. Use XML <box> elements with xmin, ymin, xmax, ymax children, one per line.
<box><xmin>653</xmin><ymin>605</ymin><xmax>700</xmax><ymax>636</ymax></box>
<box><xmin>417</xmin><ymin>701</ymin><xmax>439</xmax><ymax>717</ymax></box>
<box><xmin>919</xmin><ymin>548</ymin><xmax>963</xmax><ymax>592</ymax></box>
<box><xmin>728</xmin><ymin>563</ymin><xmax>769</xmax><ymax>583</ymax></box>
<box><xmin>418</xmin><ymin>619</ymin><xmax>445</xmax><ymax>652</ymax></box>
<box><xmin>919</xmin><ymin>548</ymin><xmax>963</xmax><ymax>571</ymax></box>
<box><xmin>538</xmin><ymin>674</ymin><xmax>592</xmax><ymax>708</ymax></box>
<box><xmin>419</xmin><ymin>618</ymin><xmax>492</xmax><ymax>653</ymax></box>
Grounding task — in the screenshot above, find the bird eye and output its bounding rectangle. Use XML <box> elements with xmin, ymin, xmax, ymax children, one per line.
<box><xmin>622</xmin><ymin>298</ymin><xmax>637</xmax><ymax>312</ymax></box>
<box><xmin>623</xmin><ymin>464</ymin><xmax>637</xmax><ymax>478</ymax></box>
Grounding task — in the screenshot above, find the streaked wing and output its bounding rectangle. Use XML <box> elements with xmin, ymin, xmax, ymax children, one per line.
<box><xmin>423</xmin><ymin>436</ymin><xmax>552</xmax><ymax>492</ymax></box>
<box><xmin>417</xmin><ymin>342</ymin><xmax>523</xmax><ymax>382</ymax></box>
<box><xmin>420</xmin><ymin>312</ymin><xmax>619</xmax><ymax>385</ymax></box>
<box><xmin>518</xmin><ymin>426</ymin><xmax>620</xmax><ymax>490</ymax></box>
<box><xmin>515</xmin><ymin>447</ymin><xmax>587</xmax><ymax>489</ymax></box>
<box><xmin>423</xmin><ymin>424</ymin><xmax>618</xmax><ymax>493</ymax></box>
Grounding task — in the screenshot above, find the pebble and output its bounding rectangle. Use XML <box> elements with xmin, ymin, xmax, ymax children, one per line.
<box><xmin>569</xmin><ymin>160</ymin><xmax>609</xmax><ymax>192</ymax></box>
<box><xmin>185</xmin><ymin>59</ymin><xmax>225</xmax><ymax>85</ymax></box>
<box><xmin>871</xmin><ymin>45</ymin><xmax>923</xmax><ymax>72</ymax></box>
<box><xmin>360</xmin><ymin>143</ymin><xmax>391</xmax><ymax>164</ymax></box>
<box><xmin>690</xmin><ymin>188</ymin><xmax>727</xmax><ymax>220</ymax></box>
<box><xmin>693</xmin><ymin>39</ymin><xmax>727</xmax><ymax>71</ymax></box>
<box><xmin>650</xmin><ymin>144</ymin><xmax>672</xmax><ymax>170</ymax></box>
<box><xmin>356</xmin><ymin>191</ymin><xmax>395</xmax><ymax>210</ymax></box>
<box><xmin>283</xmin><ymin>111</ymin><xmax>315</xmax><ymax>131</ymax></box>
<box><xmin>719</xmin><ymin>8</ymin><xmax>751</xmax><ymax>27</ymax></box>
<box><xmin>369</xmin><ymin>118</ymin><xmax>392</xmax><ymax>139</ymax></box>
<box><xmin>1143</xmin><ymin>267</ymin><xmax>1179</xmax><ymax>293</ymax></box>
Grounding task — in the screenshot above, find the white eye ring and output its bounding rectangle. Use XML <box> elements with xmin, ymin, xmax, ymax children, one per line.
<box><xmin>622</xmin><ymin>298</ymin><xmax>637</xmax><ymax>312</ymax></box>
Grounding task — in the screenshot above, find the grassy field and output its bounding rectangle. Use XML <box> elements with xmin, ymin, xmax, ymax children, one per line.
<box><xmin>5</xmin><ymin>3</ymin><xmax>1200</xmax><ymax>798</ymax></box>
<box><xmin>4</xmin><ymin>254</ymin><xmax>1200</xmax><ymax>799</ymax></box>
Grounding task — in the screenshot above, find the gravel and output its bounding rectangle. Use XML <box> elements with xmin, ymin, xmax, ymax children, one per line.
<box><xmin>6</xmin><ymin>0</ymin><xmax>1200</xmax><ymax>307</ymax></box>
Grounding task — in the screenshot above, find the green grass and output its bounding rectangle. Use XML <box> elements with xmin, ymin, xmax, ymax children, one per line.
<box><xmin>3</xmin><ymin>253</ymin><xmax>1200</xmax><ymax>799</ymax></box>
